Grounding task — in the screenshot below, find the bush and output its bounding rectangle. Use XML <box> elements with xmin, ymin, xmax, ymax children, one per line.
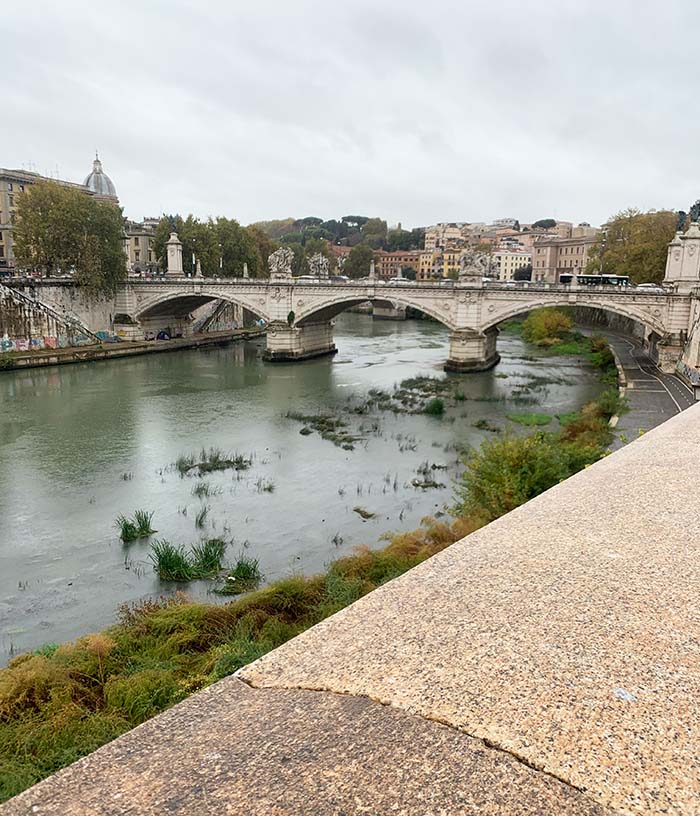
<box><xmin>454</xmin><ymin>431</ymin><xmax>601</xmax><ymax>521</ymax></box>
<box><xmin>522</xmin><ymin>308</ymin><xmax>573</xmax><ymax>345</ymax></box>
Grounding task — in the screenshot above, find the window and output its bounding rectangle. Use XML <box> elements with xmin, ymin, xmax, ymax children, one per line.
<box><xmin>135</xmin><ymin>250</ymin><xmax>140</xmax><ymax>261</ymax></box>
<box><xmin>19</xmin><ymin>185</ymin><xmax>24</xmax><ymax>192</ymax></box>
<box><xmin>7</xmin><ymin>183</ymin><xmax>12</xmax><ymax>192</ymax></box>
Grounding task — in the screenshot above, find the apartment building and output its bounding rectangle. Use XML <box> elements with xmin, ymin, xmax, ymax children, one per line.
<box><xmin>531</xmin><ymin>235</ymin><xmax>599</xmax><ymax>282</ymax></box>
<box><xmin>492</xmin><ymin>249</ymin><xmax>532</xmax><ymax>280</ymax></box>
<box><xmin>373</xmin><ymin>249</ymin><xmax>421</xmax><ymax>279</ymax></box>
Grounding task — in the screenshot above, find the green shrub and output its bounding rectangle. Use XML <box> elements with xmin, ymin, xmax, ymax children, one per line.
<box><xmin>522</xmin><ymin>308</ymin><xmax>573</xmax><ymax>345</ymax></box>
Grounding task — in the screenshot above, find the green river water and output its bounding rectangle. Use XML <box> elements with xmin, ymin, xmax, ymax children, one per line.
<box><xmin>0</xmin><ymin>313</ymin><xmax>604</xmax><ymax>664</ymax></box>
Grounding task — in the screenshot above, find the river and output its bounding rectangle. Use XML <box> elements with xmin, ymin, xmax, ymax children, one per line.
<box><xmin>0</xmin><ymin>313</ymin><xmax>605</xmax><ymax>663</ymax></box>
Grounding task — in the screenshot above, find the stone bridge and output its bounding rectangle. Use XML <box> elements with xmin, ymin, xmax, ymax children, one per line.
<box><xmin>115</xmin><ymin>277</ymin><xmax>696</xmax><ymax>372</ymax></box>
<box><xmin>4</xmin><ymin>276</ymin><xmax>699</xmax><ymax>374</ymax></box>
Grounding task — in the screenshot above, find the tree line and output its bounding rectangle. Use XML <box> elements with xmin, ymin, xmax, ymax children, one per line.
<box><xmin>12</xmin><ymin>180</ymin><xmax>684</xmax><ymax>292</ymax></box>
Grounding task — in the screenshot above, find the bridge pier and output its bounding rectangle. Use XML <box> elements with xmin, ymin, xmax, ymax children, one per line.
<box><xmin>444</xmin><ymin>328</ymin><xmax>500</xmax><ymax>372</ymax></box>
<box><xmin>263</xmin><ymin>320</ymin><xmax>337</xmax><ymax>362</ymax></box>
<box><xmin>657</xmin><ymin>334</ymin><xmax>686</xmax><ymax>373</ymax></box>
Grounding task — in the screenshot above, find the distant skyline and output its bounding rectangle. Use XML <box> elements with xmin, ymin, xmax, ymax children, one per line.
<box><xmin>5</xmin><ymin>1</ymin><xmax>697</xmax><ymax>228</ymax></box>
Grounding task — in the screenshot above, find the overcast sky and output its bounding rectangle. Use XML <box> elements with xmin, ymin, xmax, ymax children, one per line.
<box><xmin>5</xmin><ymin>1</ymin><xmax>697</xmax><ymax>228</ymax></box>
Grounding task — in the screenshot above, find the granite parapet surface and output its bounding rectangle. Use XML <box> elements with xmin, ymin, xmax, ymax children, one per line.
<box><xmin>0</xmin><ymin>680</ymin><xmax>609</xmax><ymax>816</ymax></box>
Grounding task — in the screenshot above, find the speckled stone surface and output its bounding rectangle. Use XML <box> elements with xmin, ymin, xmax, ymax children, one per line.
<box><xmin>241</xmin><ymin>403</ymin><xmax>700</xmax><ymax>815</ymax></box>
<box><xmin>0</xmin><ymin>680</ymin><xmax>609</xmax><ymax>816</ymax></box>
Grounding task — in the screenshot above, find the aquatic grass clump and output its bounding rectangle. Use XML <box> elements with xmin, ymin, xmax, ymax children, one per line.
<box><xmin>115</xmin><ymin>515</ymin><xmax>139</xmax><ymax>543</ymax></box>
<box><xmin>194</xmin><ymin>505</ymin><xmax>209</xmax><ymax>529</ymax></box>
<box><xmin>214</xmin><ymin>554</ymin><xmax>263</xmax><ymax>595</ymax></box>
<box><xmin>286</xmin><ymin>411</ymin><xmax>360</xmax><ymax>449</ymax></box>
<box><xmin>424</xmin><ymin>398</ymin><xmax>445</xmax><ymax>416</ymax></box>
<box><xmin>192</xmin><ymin>482</ymin><xmax>222</xmax><ymax>499</ymax></box>
<box><xmin>174</xmin><ymin>448</ymin><xmax>252</xmax><ymax>477</ymax></box>
<box><xmin>115</xmin><ymin>510</ymin><xmax>156</xmax><ymax>543</ymax></box>
<box><xmin>191</xmin><ymin>538</ymin><xmax>227</xmax><ymax>574</ymax></box>
<box><xmin>149</xmin><ymin>540</ymin><xmax>195</xmax><ymax>581</ymax></box>
<box><xmin>149</xmin><ymin>537</ymin><xmax>228</xmax><ymax>582</ymax></box>
<box><xmin>133</xmin><ymin>510</ymin><xmax>156</xmax><ymax>537</ymax></box>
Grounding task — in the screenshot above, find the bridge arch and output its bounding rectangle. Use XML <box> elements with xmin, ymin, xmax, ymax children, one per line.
<box><xmin>478</xmin><ymin>297</ymin><xmax>669</xmax><ymax>339</ymax></box>
<box><xmin>293</xmin><ymin>292</ymin><xmax>457</xmax><ymax>331</ymax></box>
<box><xmin>133</xmin><ymin>287</ymin><xmax>271</xmax><ymax>324</ymax></box>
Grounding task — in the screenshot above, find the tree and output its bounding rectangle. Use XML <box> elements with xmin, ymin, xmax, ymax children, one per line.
<box><xmin>343</xmin><ymin>244</ymin><xmax>374</xmax><ymax>278</ymax></box>
<box><xmin>586</xmin><ymin>208</ymin><xmax>676</xmax><ymax>284</ymax></box>
<box><xmin>215</xmin><ymin>217</ymin><xmax>259</xmax><ymax>277</ymax></box>
<box><xmin>362</xmin><ymin>217</ymin><xmax>388</xmax><ymax>249</ymax></box>
<box><xmin>533</xmin><ymin>218</ymin><xmax>556</xmax><ymax>229</ymax></box>
<box><xmin>13</xmin><ymin>180</ymin><xmax>126</xmax><ymax>297</ymax></box>
<box><xmin>246</xmin><ymin>225</ymin><xmax>278</xmax><ymax>277</ymax></box>
<box><xmin>513</xmin><ymin>265</ymin><xmax>532</xmax><ymax>281</ymax></box>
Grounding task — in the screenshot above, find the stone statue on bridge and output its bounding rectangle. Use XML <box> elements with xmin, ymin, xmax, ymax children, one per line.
<box><xmin>268</xmin><ymin>247</ymin><xmax>294</xmax><ymax>279</ymax></box>
<box><xmin>458</xmin><ymin>249</ymin><xmax>490</xmax><ymax>283</ymax></box>
<box><xmin>308</xmin><ymin>253</ymin><xmax>329</xmax><ymax>279</ymax></box>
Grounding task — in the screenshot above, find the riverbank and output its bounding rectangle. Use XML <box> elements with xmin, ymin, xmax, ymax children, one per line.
<box><xmin>0</xmin><ymin>328</ymin><xmax>266</xmax><ymax>372</ymax></box>
<box><xmin>0</xmin><ymin>328</ymin><xmax>623</xmax><ymax>803</ymax></box>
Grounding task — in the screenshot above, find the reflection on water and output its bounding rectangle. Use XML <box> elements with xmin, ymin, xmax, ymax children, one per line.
<box><xmin>0</xmin><ymin>314</ymin><xmax>603</xmax><ymax>662</ymax></box>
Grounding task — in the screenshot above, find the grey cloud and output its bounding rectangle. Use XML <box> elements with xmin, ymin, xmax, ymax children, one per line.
<box><xmin>5</xmin><ymin>0</ymin><xmax>700</xmax><ymax>226</ymax></box>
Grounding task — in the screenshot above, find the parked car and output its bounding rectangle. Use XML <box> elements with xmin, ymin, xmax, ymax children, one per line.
<box><xmin>329</xmin><ymin>275</ymin><xmax>349</xmax><ymax>284</ymax></box>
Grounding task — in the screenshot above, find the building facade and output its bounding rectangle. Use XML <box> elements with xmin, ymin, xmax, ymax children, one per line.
<box><xmin>492</xmin><ymin>249</ymin><xmax>532</xmax><ymax>280</ymax></box>
<box><xmin>531</xmin><ymin>235</ymin><xmax>599</xmax><ymax>282</ymax></box>
<box><xmin>373</xmin><ymin>249</ymin><xmax>421</xmax><ymax>279</ymax></box>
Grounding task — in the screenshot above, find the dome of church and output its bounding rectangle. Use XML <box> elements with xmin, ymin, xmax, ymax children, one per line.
<box><xmin>84</xmin><ymin>153</ymin><xmax>117</xmax><ymax>200</ymax></box>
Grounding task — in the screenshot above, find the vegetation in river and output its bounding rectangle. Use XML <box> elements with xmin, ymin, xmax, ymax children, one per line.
<box><xmin>286</xmin><ymin>411</ymin><xmax>360</xmax><ymax>449</ymax></box>
<box><xmin>473</xmin><ymin>419</ymin><xmax>501</xmax><ymax>432</ymax></box>
<box><xmin>424</xmin><ymin>397</ymin><xmax>445</xmax><ymax>416</ymax></box>
<box><xmin>194</xmin><ymin>505</ymin><xmax>210</xmax><ymax>529</ymax></box>
<box><xmin>352</xmin><ymin>506</ymin><xmax>376</xmax><ymax>520</ymax></box>
<box><xmin>175</xmin><ymin>448</ymin><xmax>252</xmax><ymax>477</ymax></box>
<box><xmin>149</xmin><ymin>538</ymin><xmax>228</xmax><ymax>581</ymax></box>
<box><xmin>213</xmin><ymin>555</ymin><xmax>264</xmax><ymax>595</ymax></box>
<box><xmin>191</xmin><ymin>482</ymin><xmax>222</xmax><ymax>499</ymax></box>
<box><xmin>115</xmin><ymin>510</ymin><xmax>156</xmax><ymax>543</ymax></box>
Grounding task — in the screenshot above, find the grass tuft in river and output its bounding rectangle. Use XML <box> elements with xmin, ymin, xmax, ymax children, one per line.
<box><xmin>115</xmin><ymin>510</ymin><xmax>156</xmax><ymax>543</ymax></box>
<box><xmin>175</xmin><ymin>448</ymin><xmax>252</xmax><ymax>477</ymax></box>
<box><xmin>213</xmin><ymin>554</ymin><xmax>263</xmax><ymax>595</ymax></box>
<box><xmin>149</xmin><ymin>537</ymin><xmax>228</xmax><ymax>581</ymax></box>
